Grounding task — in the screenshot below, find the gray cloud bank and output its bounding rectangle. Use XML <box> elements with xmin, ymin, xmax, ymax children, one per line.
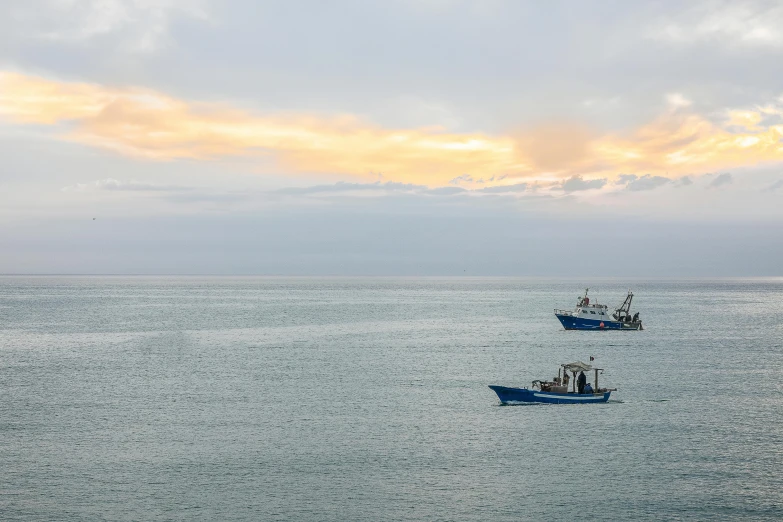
<box><xmin>766</xmin><ymin>179</ymin><xmax>783</xmax><ymax>192</ymax></box>
<box><xmin>617</xmin><ymin>174</ymin><xmax>671</xmax><ymax>191</ymax></box>
<box><xmin>562</xmin><ymin>176</ymin><xmax>607</xmax><ymax>192</ymax></box>
<box><xmin>3</xmin><ymin>208</ymin><xmax>781</xmax><ymax>276</ymax></box>
<box><xmin>276</xmin><ymin>181</ymin><xmax>530</xmax><ymax>196</ymax></box>
<box><xmin>63</xmin><ymin>178</ymin><xmax>193</xmax><ymax>192</ymax></box>
<box><xmin>708</xmin><ymin>173</ymin><xmax>733</xmax><ymax>188</ymax></box>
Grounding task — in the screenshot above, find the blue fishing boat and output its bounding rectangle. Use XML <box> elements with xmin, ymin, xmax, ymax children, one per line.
<box><xmin>554</xmin><ymin>288</ymin><xmax>642</xmax><ymax>330</ymax></box>
<box><xmin>489</xmin><ymin>361</ymin><xmax>615</xmax><ymax>405</ymax></box>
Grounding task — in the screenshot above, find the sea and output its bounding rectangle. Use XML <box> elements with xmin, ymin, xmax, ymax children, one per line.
<box><xmin>1</xmin><ymin>276</ymin><xmax>782</xmax><ymax>521</ymax></box>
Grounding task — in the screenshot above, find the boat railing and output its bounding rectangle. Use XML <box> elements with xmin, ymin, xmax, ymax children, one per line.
<box><xmin>554</xmin><ymin>308</ymin><xmax>574</xmax><ymax>316</ymax></box>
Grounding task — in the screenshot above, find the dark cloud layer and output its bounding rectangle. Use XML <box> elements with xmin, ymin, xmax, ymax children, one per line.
<box><xmin>677</xmin><ymin>176</ymin><xmax>694</xmax><ymax>187</ymax></box>
<box><xmin>562</xmin><ymin>176</ymin><xmax>607</xmax><ymax>192</ymax></box>
<box><xmin>275</xmin><ymin>181</ymin><xmax>527</xmax><ymax>197</ymax></box>
<box><xmin>5</xmin><ymin>209</ymin><xmax>783</xmax><ymax>276</ymax></box>
<box><xmin>617</xmin><ymin>174</ymin><xmax>672</xmax><ymax>191</ymax></box>
<box><xmin>479</xmin><ymin>183</ymin><xmax>528</xmax><ymax>193</ymax></box>
<box><xmin>63</xmin><ymin>178</ymin><xmax>194</xmax><ymax>192</ymax></box>
<box><xmin>766</xmin><ymin>179</ymin><xmax>783</xmax><ymax>192</ymax></box>
<box><xmin>276</xmin><ymin>181</ymin><xmax>420</xmax><ymax>195</ymax></box>
<box><xmin>708</xmin><ymin>173</ymin><xmax>733</xmax><ymax>188</ymax></box>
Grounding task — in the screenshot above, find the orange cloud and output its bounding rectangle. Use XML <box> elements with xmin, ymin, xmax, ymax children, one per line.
<box><xmin>2</xmin><ymin>71</ymin><xmax>783</xmax><ymax>186</ymax></box>
<box><xmin>513</xmin><ymin>123</ymin><xmax>594</xmax><ymax>172</ymax></box>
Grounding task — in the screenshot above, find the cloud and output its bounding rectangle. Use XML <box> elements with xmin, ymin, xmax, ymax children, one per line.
<box><xmin>562</xmin><ymin>176</ymin><xmax>607</xmax><ymax>192</ymax></box>
<box><xmin>666</xmin><ymin>93</ymin><xmax>692</xmax><ymax>108</ymax></box>
<box><xmin>513</xmin><ymin>123</ymin><xmax>593</xmax><ymax>172</ymax></box>
<box><xmin>162</xmin><ymin>191</ymin><xmax>248</xmax><ymax>205</ymax></box>
<box><xmin>676</xmin><ymin>176</ymin><xmax>694</xmax><ymax>187</ymax></box>
<box><xmin>621</xmin><ymin>174</ymin><xmax>672</xmax><ymax>191</ymax></box>
<box><xmin>16</xmin><ymin>0</ymin><xmax>209</xmax><ymax>52</ymax></box>
<box><xmin>650</xmin><ymin>1</ymin><xmax>783</xmax><ymax>48</ymax></box>
<box><xmin>767</xmin><ymin>179</ymin><xmax>783</xmax><ymax>192</ymax></box>
<box><xmin>59</xmin><ymin>178</ymin><xmax>529</xmax><ymax>202</ymax></box>
<box><xmin>0</xmin><ymin>72</ymin><xmax>519</xmax><ymax>187</ymax></box>
<box><xmin>60</xmin><ymin>178</ymin><xmax>254</xmax><ymax>209</ymax></box>
<box><xmin>449</xmin><ymin>174</ymin><xmax>475</xmax><ymax>185</ymax></box>
<box><xmin>275</xmin><ymin>181</ymin><xmax>529</xmax><ymax>197</ymax></box>
<box><xmin>427</xmin><ymin>186</ymin><xmax>468</xmax><ymax>196</ymax></box>
<box><xmin>708</xmin><ymin>172</ymin><xmax>733</xmax><ymax>188</ymax></box>
<box><xmin>276</xmin><ymin>181</ymin><xmax>421</xmax><ymax>195</ymax></box>
<box><xmin>62</xmin><ymin>178</ymin><xmax>192</xmax><ymax>192</ymax></box>
<box><xmin>479</xmin><ymin>183</ymin><xmax>528</xmax><ymax>193</ymax></box>
<box><xmin>727</xmin><ymin>109</ymin><xmax>765</xmax><ymax>130</ymax></box>
<box><xmin>3</xmin><ymin>71</ymin><xmax>783</xmax><ymax>188</ymax></box>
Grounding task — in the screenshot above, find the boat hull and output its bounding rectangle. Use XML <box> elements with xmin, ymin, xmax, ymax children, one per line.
<box><xmin>489</xmin><ymin>385</ymin><xmax>611</xmax><ymax>404</ymax></box>
<box><xmin>555</xmin><ymin>313</ymin><xmax>641</xmax><ymax>331</ymax></box>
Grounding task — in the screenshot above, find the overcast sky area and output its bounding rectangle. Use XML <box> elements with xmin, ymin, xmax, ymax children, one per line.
<box><xmin>1</xmin><ymin>0</ymin><xmax>782</xmax><ymax>275</ymax></box>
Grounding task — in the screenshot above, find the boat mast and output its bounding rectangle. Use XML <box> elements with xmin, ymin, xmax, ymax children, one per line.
<box><xmin>615</xmin><ymin>290</ymin><xmax>634</xmax><ymax>318</ymax></box>
<box><xmin>578</xmin><ymin>288</ymin><xmax>589</xmax><ymax>307</ymax></box>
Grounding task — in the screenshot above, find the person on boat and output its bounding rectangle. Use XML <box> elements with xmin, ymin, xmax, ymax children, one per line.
<box><xmin>577</xmin><ymin>371</ymin><xmax>586</xmax><ymax>394</ymax></box>
<box><xmin>583</xmin><ymin>382</ymin><xmax>593</xmax><ymax>394</ymax></box>
<box><xmin>633</xmin><ymin>312</ymin><xmax>640</xmax><ymax>322</ymax></box>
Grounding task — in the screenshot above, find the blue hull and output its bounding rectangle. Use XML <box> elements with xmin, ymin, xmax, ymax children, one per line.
<box><xmin>489</xmin><ymin>385</ymin><xmax>611</xmax><ymax>404</ymax></box>
<box><xmin>555</xmin><ymin>314</ymin><xmax>640</xmax><ymax>331</ymax></box>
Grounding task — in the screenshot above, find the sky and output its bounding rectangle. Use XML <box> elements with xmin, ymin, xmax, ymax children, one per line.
<box><xmin>1</xmin><ymin>0</ymin><xmax>782</xmax><ymax>275</ymax></box>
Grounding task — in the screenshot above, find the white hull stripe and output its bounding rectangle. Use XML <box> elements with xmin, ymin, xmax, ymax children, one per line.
<box><xmin>532</xmin><ymin>392</ymin><xmax>603</xmax><ymax>401</ymax></box>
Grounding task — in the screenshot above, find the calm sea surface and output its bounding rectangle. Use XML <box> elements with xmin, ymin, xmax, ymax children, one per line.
<box><xmin>1</xmin><ymin>277</ymin><xmax>782</xmax><ymax>521</ymax></box>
